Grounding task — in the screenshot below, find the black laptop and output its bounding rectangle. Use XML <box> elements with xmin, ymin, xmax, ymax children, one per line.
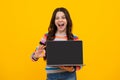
<box><xmin>46</xmin><ymin>40</ymin><xmax>83</xmax><ymax>66</ymax></box>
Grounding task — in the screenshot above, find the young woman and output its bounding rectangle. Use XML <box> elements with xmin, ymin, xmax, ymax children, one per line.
<box><xmin>31</xmin><ymin>7</ymin><xmax>82</xmax><ymax>80</ymax></box>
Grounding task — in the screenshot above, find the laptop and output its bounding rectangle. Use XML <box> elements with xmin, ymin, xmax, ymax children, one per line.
<box><xmin>46</xmin><ymin>40</ymin><xmax>83</xmax><ymax>66</ymax></box>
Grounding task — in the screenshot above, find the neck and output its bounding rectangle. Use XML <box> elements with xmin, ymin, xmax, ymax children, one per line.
<box><xmin>56</xmin><ymin>31</ymin><xmax>66</xmax><ymax>35</ymax></box>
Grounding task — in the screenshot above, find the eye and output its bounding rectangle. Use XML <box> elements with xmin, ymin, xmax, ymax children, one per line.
<box><xmin>55</xmin><ymin>17</ymin><xmax>59</xmax><ymax>20</ymax></box>
<box><xmin>62</xmin><ymin>16</ymin><xmax>66</xmax><ymax>19</ymax></box>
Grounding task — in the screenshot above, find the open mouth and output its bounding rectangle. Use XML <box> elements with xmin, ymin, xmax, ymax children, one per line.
<box><xmin>58</xmin><ymin>23</ymin><xmax>64</xmax><ymax>27</ymax></box>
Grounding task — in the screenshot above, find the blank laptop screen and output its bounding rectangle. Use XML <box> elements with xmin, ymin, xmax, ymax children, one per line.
<box><xmin>46</xmin><ymin>40</ymin><xmax>83</xmax><ymax>66</ymax></box>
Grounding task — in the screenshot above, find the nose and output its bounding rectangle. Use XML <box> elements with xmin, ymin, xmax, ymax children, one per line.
<box><xmin>58</xmin><ymin>18</ymin><xmax>63</xmax><ymax>22</ymax></box>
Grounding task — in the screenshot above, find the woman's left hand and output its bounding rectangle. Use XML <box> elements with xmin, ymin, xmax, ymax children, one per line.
<box><xmin>58</xmin><ymin>66</ymin><xmax>75</xmax><ymax>72</ymax></box>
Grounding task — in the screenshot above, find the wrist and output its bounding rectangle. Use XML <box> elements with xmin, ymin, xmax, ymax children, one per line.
<box><xmin>32</xmin><ymin>53</ymin><xmax>39</xmax><ymax>61</ymax></box>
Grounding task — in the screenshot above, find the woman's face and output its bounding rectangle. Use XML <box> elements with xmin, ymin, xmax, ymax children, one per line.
<box><xmin>55</xmin><ymin>11</ymin><xmax>67</xmax><ymax>33</ymax></box>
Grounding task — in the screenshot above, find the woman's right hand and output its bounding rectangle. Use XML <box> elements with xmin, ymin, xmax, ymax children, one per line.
<box><xmin>34</xmin><ymin>45</ymin><xmax>46</xmax><ymax>58</ymax></box>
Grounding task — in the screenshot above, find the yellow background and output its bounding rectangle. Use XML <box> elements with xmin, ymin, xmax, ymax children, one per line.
<box><xmin>0</xmin><ymin>0</ymin><xmax>120</xmax><ymax>80</ymax></box>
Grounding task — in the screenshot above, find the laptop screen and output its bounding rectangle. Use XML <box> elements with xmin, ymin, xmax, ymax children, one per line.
<box><xmin>46</xmin><ymin>40</ymin><xmax>83</xmax><ymax>66</ymax></box>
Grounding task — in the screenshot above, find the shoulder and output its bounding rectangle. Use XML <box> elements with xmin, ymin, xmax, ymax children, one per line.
<box><xmin>73</xmin><ymin>34</ymin><xmax>79</xmax><ymax>40</ymax></box>
<box><xmin>43</xmin><ymin>33</ymin><xmax>48</xmax><ymax>38</ymax></box>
